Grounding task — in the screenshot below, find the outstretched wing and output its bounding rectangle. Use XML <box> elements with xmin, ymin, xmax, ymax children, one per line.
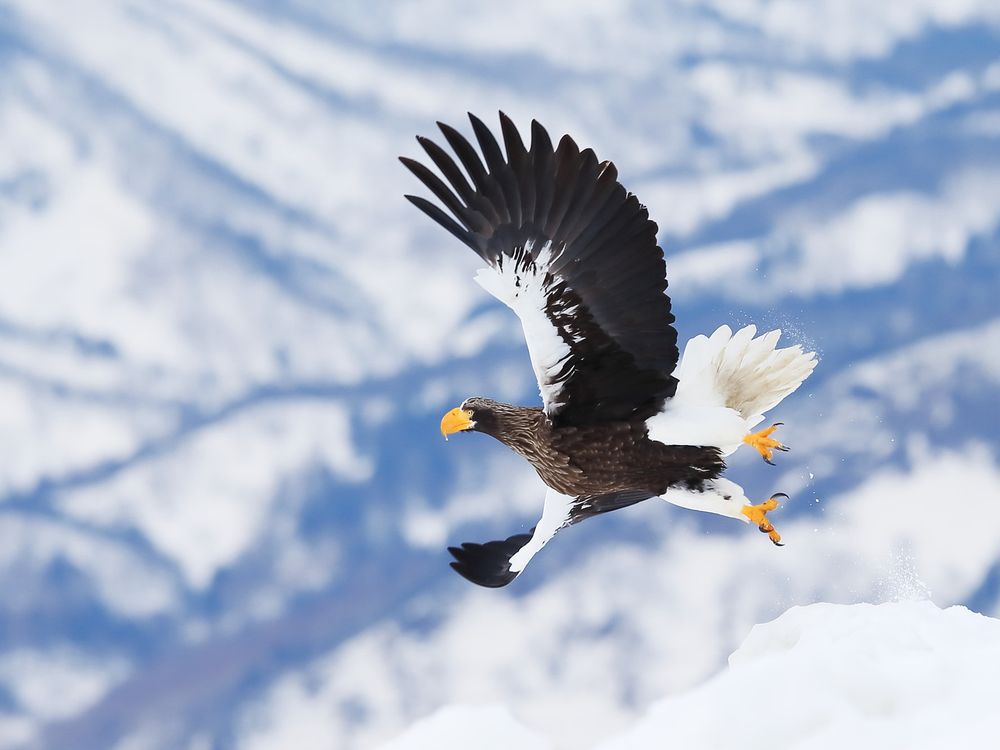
<box><xmin>448</xmin><ymin>488</ymin><xmax>652</xmax><ymax>588</ymax></box>
<box><xmin>402</xmin><ymin>113</ymin><xmax>678</xmax><ymax>426</ymax></box>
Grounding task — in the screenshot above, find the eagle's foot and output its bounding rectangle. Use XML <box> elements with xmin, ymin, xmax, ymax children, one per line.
<box><xmin>741</xmin><ymin>493</ymin><xmax>786</xmax><ymax>546</ymax></box>
<box><xmin>743</xmin><ymin>423</ymin><xmax>789</xmax><ymax>465</ymax></box>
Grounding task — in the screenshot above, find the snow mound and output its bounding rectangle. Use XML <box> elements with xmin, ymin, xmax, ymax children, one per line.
<box><xmin>384</xmin><ymin>602</ymin><xmax>1000</xmax><ymax>749</ymax></box>
<box><xmin>379</xmin><ymin>704</ymin><xmax>546</xmax><ymax>750</ymax></box>
<box><xmin>603</xmin><ymin>601</ymin><xmax>1000</xmax><ymax>750</ymax></box>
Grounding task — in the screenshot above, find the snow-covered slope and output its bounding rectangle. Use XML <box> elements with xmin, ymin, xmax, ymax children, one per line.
<box><xmin>1</xmin><ymin>1</ymin><xmax>999</xmax><ymax>748</ymax></box>
<box><xmin>384</xmin><ymin>601</ymin><xmax>1000</xmax><ymax>750</ymax></box>
<box><xmin>381</xmin><ymin>705</ymin><xmax>547</xmax><ymax>750</ymax></box>
<box><xmin>606</xmin><ymin>601</ymin><xmax>1000</xmax><ymax>750</ymax></box>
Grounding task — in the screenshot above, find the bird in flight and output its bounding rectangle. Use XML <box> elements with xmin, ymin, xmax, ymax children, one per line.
<box><xmin>402</xmin><ymin>113</ymin><xmax>817</xmax><ymax>587</ymax></box>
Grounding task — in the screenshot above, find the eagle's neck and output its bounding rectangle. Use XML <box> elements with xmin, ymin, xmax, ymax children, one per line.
<box><xmin>477</xmin><ymin>403</ymin><xmax>544</xmax><ymax>458</ymax></box>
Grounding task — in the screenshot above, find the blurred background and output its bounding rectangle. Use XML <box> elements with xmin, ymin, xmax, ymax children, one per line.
<box><xmin>2</xmin><ymin>1</ymin><xmax>1000</xmax><ymax>748</ymax></box>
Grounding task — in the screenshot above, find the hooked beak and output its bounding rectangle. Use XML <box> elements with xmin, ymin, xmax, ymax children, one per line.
<box><xmin>440</xmin><ymin>407</ymin><xmax>474</xmax><ymax>440</ymax></box>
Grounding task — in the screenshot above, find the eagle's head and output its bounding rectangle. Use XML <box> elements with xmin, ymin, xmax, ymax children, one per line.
<box><xmin>439</xmin><ymin>397</ymin><xmax>503</xmax><ymax>439</ymax></box>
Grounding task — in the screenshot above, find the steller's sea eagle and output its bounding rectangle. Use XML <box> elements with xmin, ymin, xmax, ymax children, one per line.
<box><xmin>401</xmin><ymin>113</ymin><xmax>817</xmax><ymax>588</ymax></box>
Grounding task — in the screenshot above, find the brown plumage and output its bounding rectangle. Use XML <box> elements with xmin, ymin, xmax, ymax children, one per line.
<box><xmin>465</xmin><ymin>398</ymin><xmax>723</xmax><ymax>499</ymax></box>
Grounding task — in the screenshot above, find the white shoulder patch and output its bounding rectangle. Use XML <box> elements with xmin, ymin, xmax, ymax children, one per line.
<box><xmin>474</xmin><ymin>240</ymin><xmax>574</xmax><ymax>414</ymax></box>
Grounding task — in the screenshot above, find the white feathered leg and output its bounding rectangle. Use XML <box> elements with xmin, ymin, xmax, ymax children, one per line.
<box><xmin>660</xmin><ymin>478</ymin><xmax>749</xmax><ymax>521</ymax></box>
<box><xmin>660</xmin><ymin>478</ymin><xmax>786</xmax><ymax>545</ymax></box>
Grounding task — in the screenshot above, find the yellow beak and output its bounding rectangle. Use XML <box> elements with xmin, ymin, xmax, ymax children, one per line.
<box><xmin>440</xmin><ymin>407</ymin><xmax>474</xmax><ymax>440</ymax></box>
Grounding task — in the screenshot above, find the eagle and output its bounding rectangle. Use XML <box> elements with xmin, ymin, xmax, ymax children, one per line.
<box><xmin>401</xmin><ymin>113</ymin><xmax>817</xmax><ymax>588</ymax></box>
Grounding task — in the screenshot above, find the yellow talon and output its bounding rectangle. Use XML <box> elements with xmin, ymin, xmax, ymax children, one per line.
<box><xmin>741</xmin><ymin>494</ymin><xmax>786</xmax><ymax>546</ymax></box>
<box><xmin>743</xmin><ymin>423</ymin><xmax>788</xmax><ymax>465</ymax></box>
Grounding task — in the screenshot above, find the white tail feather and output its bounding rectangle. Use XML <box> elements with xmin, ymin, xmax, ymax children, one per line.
<box><xmin>646</xmin><ymin>325</ymin><xmax>817</xmax><ymax>454</ymax></box>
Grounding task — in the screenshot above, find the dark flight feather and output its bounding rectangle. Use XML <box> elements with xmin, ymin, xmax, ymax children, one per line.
<box><xmin>401</xmin><ymin>112</ymin><xmax>679</xmax><ymax>426</ymax></box>
<box><xmin>448</xmin><ymin>532</ymin><xmax>533</xmax><ymax>588</ymax></box>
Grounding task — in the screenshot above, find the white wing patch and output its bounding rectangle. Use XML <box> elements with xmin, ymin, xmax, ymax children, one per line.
<box><xmin>508</xmin><ymin>487</ymin><xmax>573</xmax><ymax>573</ymax></box>
<box><xmin>474</xmin><ymin>240</ymin><xmax>576</xmax><ymax>414</ymax></box>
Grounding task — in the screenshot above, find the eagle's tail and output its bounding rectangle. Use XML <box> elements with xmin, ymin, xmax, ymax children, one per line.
<box><xmin>676</xmin><ymin>324</ymin><xmax>817</xmax><ymax>425</ymax></box>
<box><xmin>645</xmin><ymin>325</ymin><xmax>817</xmax><ymax>456</ymax></box>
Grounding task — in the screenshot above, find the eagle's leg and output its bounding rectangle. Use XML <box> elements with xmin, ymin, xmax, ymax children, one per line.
<box><xmin>741</xmin><ymin>493</ymin><xmax>786</xmax><ymax>546</ymax></box>
<box><xmin>661</xmin><ymin>481</ymin><xmax>786</xmax><ymax>547</ymax></box>
<box><xmin>743</xmin><ymin>423</ymin><xmax>789</xmax><ymax>465</ymax></box>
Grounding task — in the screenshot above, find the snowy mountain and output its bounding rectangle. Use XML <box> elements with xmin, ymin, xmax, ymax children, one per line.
<box><xmin>1</xmin><ymin>1</ymin><xmax>999</xmax><ymax>748</ymax></box>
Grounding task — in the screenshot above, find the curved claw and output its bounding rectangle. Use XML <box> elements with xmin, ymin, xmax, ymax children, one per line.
<box><xmin>742</xmin><ymin>493</ymin><xmax>787</xmax><ymax>546</ymax></box>
<box><xmin>743</xmin><ymin>423</ymin><xmax>789</xmax><ymax>464</ymax></box>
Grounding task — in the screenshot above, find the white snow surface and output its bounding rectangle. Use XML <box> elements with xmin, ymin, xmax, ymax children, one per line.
<box><xmin>380</xmin><ymin>705</ymin><xmax>548</xmax><ymax>750</ymax></box>
<box><xmin>606</xmin><ymin>601</ymin><xmax>1000</xmax><ymax>749</ymax></box>
<box><xmin>385</xmin><ymin>601</ymin><xmax>1000</xmax><ymax>750</ymax></box>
